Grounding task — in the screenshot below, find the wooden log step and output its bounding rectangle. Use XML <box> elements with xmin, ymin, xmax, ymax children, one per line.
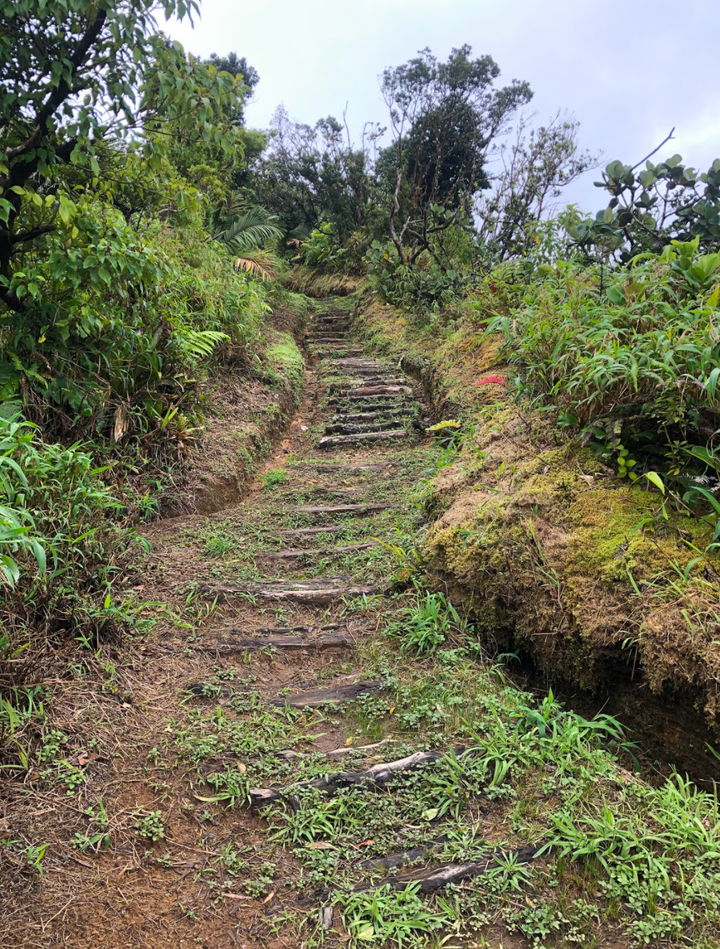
<box><xmin>325</xmin><ymin>359</ymin><xmax>387</xmax><ymax>368</ymax></box>
<box><xmin>328</xmin><ymin>394</ymin><xmax>411</xmax><ymax>407</ymax></box>
<box><xmin>293</xmin><ymin>462</ymin><xmax>393</xmax><ymax>472</ymax></box>
<box><xmin>255</xmin><ymin>623</ymin><xmax>346</xmax><ymax>634</ymax></box>
<box><xmin>328</xmin><ymin>378</ymin><xmax>406</xmax><ymax>392</ymax></box>
<box><xmin>325</xmin><ymin>421</ymin><xmax>403</xmax><ymax>436</ymax></box>
<box><xmin>292</xmin><ymin>503</ymin><xmax>390</xmax><ymax>515</ymax></box>
<box><xmin>334</xmin><ymin>385</ymin><xmax>413</xmax><ymax>398</ymax></box>
<box><xmin>250</xmin><ymin>747</ymin><xmax>449</xmax><ymax>806</ymax></box>
<box><xmin>262</xmin><ymin>542</ymin><xmax>377</xmax><ymax>561</ymax></box>
<box><xmin>355</xmin><ymin>845</ymin><xmax>542</xmax><ymax>895</ymax></box>
<box><xmin>332</xmin><ymin>409</ymin><xmax>416</xmax><ymax>423</ymax></box>
<box><xmin>358</xmin><ymin>837</ymin><xmax>449</xmax><ymax>871</ymax></box>
<box><xmin>304</xmin><ymin>486</ymin><xmax>364</xmax><ymax>498</ymax></box>
<box><xmin>212</xmin><ymin>631</ymin><xmax>354</xmax><ymax>652</ymax></box>
<box><xmin>276</xmin><ymin>526</ymin><xmax>347</xmax><ymax>537</ymax></box>
<box><xmin>318</xmin><ymin>349</ymin><xmax>365</xmax><ymax>356</ymax></box>
<box><xmin>202</xmin><ymin>579</ymin><xmax>378</xmax><ymax>605</ymax></box>
<box><xmin>276</xmin><ymin>738</ymin><xmax>400</xmax><ymax>761</ymax></box>
<box><xmin>319</xmin><ymin>430</ymin><xmax>410</xmax><ymax>448</ymax></box>
<box><xmin>267</xmin><ymin>679</ymin><xmax>385</xmax><ymax>712</ymax></box>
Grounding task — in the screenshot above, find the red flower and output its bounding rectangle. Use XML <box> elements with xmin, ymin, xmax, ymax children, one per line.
<box><xmin>474</xmin><ymin>374</ymin><xmax>507</xmax><ymax>387</ymax></box>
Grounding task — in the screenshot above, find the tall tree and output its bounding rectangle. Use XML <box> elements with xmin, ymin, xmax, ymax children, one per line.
<box><xmin>380</xmin><ymin>46</ymin><xmax>533</xmax><ymax>263</ymax></box>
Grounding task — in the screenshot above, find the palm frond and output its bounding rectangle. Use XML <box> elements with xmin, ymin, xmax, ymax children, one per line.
<box><xmin>234</xmin><ymin>249</ymin><xmax>280</xmax><ymax>282</ymax></box>
<box><xmin>215</xmin><ymin>205</ymin><xmax>283</xmax><ymax>253</ymax></box>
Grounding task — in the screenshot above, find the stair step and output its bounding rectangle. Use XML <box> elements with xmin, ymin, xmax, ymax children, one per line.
<box><xmin>276</xmin><ymin>525</ymin><xmax>348</xmax><ymax>538</ymax></box>
<box><xmin>334</xmin><ymin>384</ymin><xmax>413</xmax><ymax>398</ymax></box>
<box><xmin>319</xmin><ymin>430</ymin><xmax>410</xmax><ymax>448</ymax></box>
<box><xmin>328</xmin><ymin>378</ymin><xmax>405</xmax><ymax>392</ymax></box>
<box><xmin>203</xmin><ymin>578</ymin><xmax>379</xmax><ymax>605</ymax></box>
<box><xmin>328</xmin><ymin>397</ymin><xmax>412</xmax><ymax>409</ymax></box>
<box><xmin>333</xmin><ymin>409</ymin><xmax>416</xmax><ymax>423</ymax></box>
<box><xmin>268</xmin><ymin>679</ymin><xmax>385</xmax><ymax>710</ymax></box>
<box><xmin>292</xmin><ymin>502</ymin><xmax>390</xmax><ymax>516</ymax></box>
<box><xmin>211</xmin><ymin>631</ymin><xmax>354</xmax><ymax>652</ymax></box>
<box><xmin>263</xmin><ymin>542</ymin><xmax>377</xmax><ymax>561</ymax></box>
<box><xmin>325</xmin><ymin>420</ymin><xmax>403</xmax><ymax>435</ymax></box>
<box><xmin>293</xmin><ymin>461</ymin><xmax>393</xmax><ymax>472</ymax></box>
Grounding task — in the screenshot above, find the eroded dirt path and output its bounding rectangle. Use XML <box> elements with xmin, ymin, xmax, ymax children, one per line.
<box><xmin>5</xmin><ymin>303</ymin><xmax>473</xmax><ymax>947</ymax></box>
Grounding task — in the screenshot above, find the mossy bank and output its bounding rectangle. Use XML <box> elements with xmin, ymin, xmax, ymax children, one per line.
<box><xmin>354</xmin><ymin>293</ymin><xmax>720</xmax><ymax>755</ymax></box>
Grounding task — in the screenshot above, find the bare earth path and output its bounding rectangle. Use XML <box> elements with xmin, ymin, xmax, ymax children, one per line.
<box><xmin>7</xmin><ymin>304</ymin><xmax>514</xmax><ymax>948</ymax></box>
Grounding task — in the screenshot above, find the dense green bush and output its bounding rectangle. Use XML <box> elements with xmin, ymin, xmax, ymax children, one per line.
<box><xmin>486</xmin><ymin>239</ymin><xmax>720</xmax><ymax>537</ymax></box>
<box><xmin>1</xmin><ymin>203</ymin><xmax>266</xmax><ymax>442</ymax></box>
<box><xmin>0</xmin><ymin>416</ymin><xmax>136</xmax><ymax>650</ymax></box>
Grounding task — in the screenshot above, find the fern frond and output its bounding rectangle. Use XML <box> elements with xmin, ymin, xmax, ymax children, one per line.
<box><xmin>174</xmin><ymin>328</ymin><xmax>230</xmax><ymax>361</ymax></box>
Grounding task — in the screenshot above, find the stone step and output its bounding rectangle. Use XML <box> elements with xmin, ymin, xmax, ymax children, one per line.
<box><xmin>319</xmin><ymin>430</ymin><xmax>410</xmax><ymax>449</ymax></box>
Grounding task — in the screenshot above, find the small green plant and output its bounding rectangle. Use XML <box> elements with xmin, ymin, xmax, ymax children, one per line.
<box><xmin>134</xmin><ymin>809</ymin><xmax>165</xmax><ymax>843</ymax></box>
<box><xmin>259</xmin><ymin>468</ymin><xmax>288</xmax><ymax>488</ymax></box>
<box><xmin>386</xmin><ymin>591</ymin><xmax>465</xmax><ymax>655</ymax></box>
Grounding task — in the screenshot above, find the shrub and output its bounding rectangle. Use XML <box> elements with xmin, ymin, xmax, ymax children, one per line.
<box><xmin>487</xmin><ymin>240</ymin><xmax>720</xmax><ymax>538</ymax></box>
<box><xmin>0</xmin><ymin>415</ymin><xmax>137</xmax><ymax>655</ymax></box>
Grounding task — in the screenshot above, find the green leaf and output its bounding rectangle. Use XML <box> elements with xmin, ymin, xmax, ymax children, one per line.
<box><xmin>644</xmin><ymin>472</ymin><xmax>665</xmax><ymax>495</ymax></box>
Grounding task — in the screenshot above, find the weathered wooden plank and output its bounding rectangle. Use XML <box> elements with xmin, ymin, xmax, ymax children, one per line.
<box><xmin>250</xmin><ymin>747</ymin><xmax>448</xmax><ymax>806</ymax></box>
<box><xmin>292</xmin><ymin>503</ymin><xmax>390</xmax><ymax>515</ymax></box>
<box><xmin>263</xmin><ymin>542</ymin><xmax>377</xmax><ymax>560</ymax></box>
<box><xmin>319</xmin><ymin>430</ymin><xmax>410</xmax><ymax>448</ymax></box>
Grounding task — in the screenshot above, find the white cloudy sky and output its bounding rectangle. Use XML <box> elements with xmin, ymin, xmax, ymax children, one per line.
<box><xmin>169</xmin><ymin>0</ymin><xmax>720</xmax><ymax>211</ymax></box>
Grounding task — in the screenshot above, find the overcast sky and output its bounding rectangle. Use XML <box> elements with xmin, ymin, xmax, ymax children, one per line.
<box><xmin>169</xmin><ymin>0</ymin><xmax>720</xmax><ymax>211</ymax></box>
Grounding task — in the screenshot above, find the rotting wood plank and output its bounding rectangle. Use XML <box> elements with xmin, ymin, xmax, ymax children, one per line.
<box><xmin>354</xmin><ymin>845</ymin><xmax>542</xmax><ymax>894</ymax></box>
<box><xmin>201</xmin><ymin>579</ymin><xmax>378</xmax><ymax>604</ymax></box>
<box><xmin>276</xmin><ymin>525</ymin><xmax>348</xmax><ymax>538</ymax></box>
<box><xmin>208</xmin><ymin>631</ymin><xmax>354</xmax><ymax>652</ymax></box>
<box><xmin>292</xmin><ymin>503</ymin><xmax>390</xmax><ymax>515</ymax></box>
<box><xmin>250</xmin><ymin>747</ymin><xmax>455</xmax><ymax>806</ymax></box>
<box><xmin>262</xmin><ymin>542</ymin><xmax>377</xmax><ymax>560</ymax></box>
<box><xmin>319</xmin><ymin>430</ymin><xmax>410</xmax><ymax>448</ymax></box>
<box><xmin>266</xmin><ymin>679</ymin><xmax>386</xmax><ymax>712</ymax></box>
<box><xmin>293</xmin><ymin>461</ymin><xmax>393</xmax><ymax>472</ymax></box>
<box><xmin>275</xmin><ymin>739</ymin><xmax>400</xmax><ymax>761</ymax></box>
<box><xmin>325</xmin><ymin>421</ymin><xmax>404</xmax><ymax>436</ymax></box>
<box><xmin>328</xmin><ymin>394</ymin><xmax>410</xmax><ymax>406</ymax></box>
<box><xmin>332</xmin><ymin>409</ymin><xmax>416</xmax><ymax>423</ymax></box>
<box><xmin>335</xmin><ymin>385</ymin><xmax>413</xmax><ymax>398</ymax></box>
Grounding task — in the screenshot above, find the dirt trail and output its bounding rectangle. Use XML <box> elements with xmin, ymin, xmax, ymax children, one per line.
<box><xmin>4</xmin><ymin>304</ymin><xmax>466</xmax><ymax>948</ymax></box>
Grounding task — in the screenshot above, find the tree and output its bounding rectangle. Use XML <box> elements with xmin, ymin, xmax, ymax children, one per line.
<box><xmin>249</xmin><ymin>106</ymin><xmax>378</xmax><ymax>242</ymax></box>
<box><xmin>475</xmin><ymin>112</ymin><xmax>597</xmax><ymax>262</ymax></box>
<box><xmin>205</xmin><ymin>52</ymin><xmax>259</xmax><ymax>92</ymax></box>
<box><xmin>380</xmin><ymin>46</ymin><xmax>533</xmax><ymax>264</ymax></box>
<box><xmin>566</xmin><ymin>131</ymin><xmax>720</xmax><ymax>261</ymax></box>
<box><xmin>0</xmin><ymin>0</ymin><xmax>243</xmax><ymax>314</ymax></box>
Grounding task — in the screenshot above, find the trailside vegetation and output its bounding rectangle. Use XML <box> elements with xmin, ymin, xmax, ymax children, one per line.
<box><xmin>3</xmin><ymin>7</ymin><xmax>720</xmax><ymax>948</ymax></box>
